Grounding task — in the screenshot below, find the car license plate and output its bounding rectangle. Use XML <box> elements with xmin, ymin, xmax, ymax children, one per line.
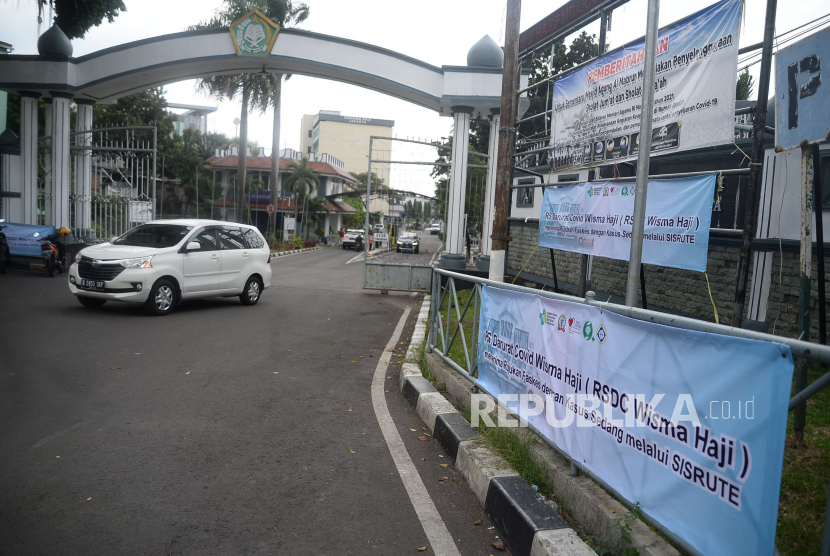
<box><xmin>80</xmin><ymin>278</ymin><xmax>105</xmax><ymax>291</ymax></box>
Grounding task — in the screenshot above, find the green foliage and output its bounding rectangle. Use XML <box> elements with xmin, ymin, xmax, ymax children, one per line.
<box><xmin>302</xmin><ymin>196</ymin><xmax>329</xmax><ymax>238</ymax></box>
<box><xmin>585</xmin><ymin>503</ymin><xmax>640</xmax><ymax>556</ymax></box>
<box><xmin>290</xmin><ymin>235</ymin><xmax>304</xmax><ymax>248</ymax></box>
<box><xmin>93</xmin><ymin>88</ymin><xmax>176</xmax><ymax>148</ymax></box>
<box><xmin>343</xmin><ymin>196</ymin><xmax>365</xmax><ymax>228</ymax></box>
<box><xmin>736</xmin><ymin>69</ymin><xmax>755</xmax><ymax>101</ymax></box>
<box><xmin>284</xmin><ymin>157</ymin><xmax>321</xmax><ymax>230</ymax></box>
<box><xmin>430</xmin><ymin>32</ymin><xmax>598</xmax><ymax>242</ymax></box>
<box><xmin>37</xmin><ymin>0</ymin><xmax>127</xmax><ymax>39</ymax></box>
<box><xmin>191</xmin><ymin>0</ymin><xmax>310</xmax><ymax>223</ymax></box>
<box><xmin>519</xmin><ymin>31</ymin><xmax>599</xmax><ymax>142</ymax></box>
<box><xmin>778</xmin><ymin>363</ymin><xmax>830</xmax><ymax>556</ymax></box>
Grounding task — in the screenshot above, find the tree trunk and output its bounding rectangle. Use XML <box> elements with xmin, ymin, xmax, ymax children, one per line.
<box><xmin>270</xmin><ymin>74</ymin><xmax>282</xmax><ymax>238</ymax></box>
<box><xmin>293</xmin><ymin>192</ymin><xmax>299</xmax><ymax>240</ymax></box>
<box><xmin>238</xmin><ymin>87</ymin><xmax>250</xmax><ymax>224</ymax></box>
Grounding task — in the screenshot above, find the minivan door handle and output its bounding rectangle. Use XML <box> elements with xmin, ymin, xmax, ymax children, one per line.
<box><xmin>242</xmin><ymin>251</ymin><xmax>249</xmax><ymax>257</ymax></box>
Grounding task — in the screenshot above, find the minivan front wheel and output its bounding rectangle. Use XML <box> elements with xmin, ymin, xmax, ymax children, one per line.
<box><xmin>240</xmin><ymin>276</ymin><xmax>262</xmax><ymax>306</ymax></box>
<box><xmin>145</xmin><ymin>279</ymin><xmax>176</xmax><ymax>316</ymax></box>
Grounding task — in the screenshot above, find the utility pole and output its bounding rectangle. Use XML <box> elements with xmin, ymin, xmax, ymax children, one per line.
<box><xmin>731</xmin><ymin>0</ymin><xmax>778</xmax><ymax>327</ymax></box>
<box><xmin>625</xmin><ymin>0</ymin><xmax>660</xmax><ymax>307</ymax></box>
<box><xmin>489</xmin><ymin>0</ymin><xmax>521</xmax><ymax>282</ymax></box>
<box><xmin>578</xmin><ymin>10</ymin><xmax>609</xmax><ymax>297</ymax></box>
<box><xmin>795</xmin><ymin>146</ymin><xmax>815</xmax><ymax>440</ymax></box>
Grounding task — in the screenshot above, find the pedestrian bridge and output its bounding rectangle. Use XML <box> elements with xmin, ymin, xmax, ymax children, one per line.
<box><xmin>0</xmin><ymin>27</ymin><xmax>521</xmax><ymax>116</ymax></box>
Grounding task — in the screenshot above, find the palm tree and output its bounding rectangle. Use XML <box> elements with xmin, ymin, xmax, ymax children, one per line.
<box><xmin>190</xmin><ymin>0</ymin><xmax>309</xmax><ymax>224</ymax></box>
<box><xmin>195</xmin><ymin>73</ymin><xmax>271</xmax><ymax>223</ymax></box>
<box><xmin>263</xmin><ymin>1</ymin><xmax>309</xmax><ymax>231</ymax></box>
<box><xmin>283</xmin><ymin>157</ymin><xmax>319</xmax><ymax>237</ymax></box>
<box><xmin>304</xmin><ymin>196</ymin><xmax>329</xmax><ymax>239</ymax></box>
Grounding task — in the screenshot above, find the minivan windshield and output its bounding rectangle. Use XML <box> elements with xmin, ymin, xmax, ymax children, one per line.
<box><xmin>113</xmin><ymin>224</ymin><xmax>190</xmax><ymax>248</ymax></box>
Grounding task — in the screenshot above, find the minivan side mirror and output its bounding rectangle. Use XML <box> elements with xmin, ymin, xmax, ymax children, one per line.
<box><xmin>186</xmin><ymin>241</ymin><xmax>201</xmax><ymax>251</ymax></box>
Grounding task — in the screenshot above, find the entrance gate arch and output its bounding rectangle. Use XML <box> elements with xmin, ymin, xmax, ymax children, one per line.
<box><xmin>0</xmin><ymin>23</ymin><xmax>528</xmax><ymax>264</ymax></box>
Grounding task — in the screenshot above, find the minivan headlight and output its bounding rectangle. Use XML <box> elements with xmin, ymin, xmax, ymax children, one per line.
<box><xmin>75</xmin><ymin>252</ymin><xmax>83</xmax><ymax>263</ymax></box>
<box><xmin>120</xmin><ymin>256</ymin><xmax>153</xmax><ymax>269</ymax></box>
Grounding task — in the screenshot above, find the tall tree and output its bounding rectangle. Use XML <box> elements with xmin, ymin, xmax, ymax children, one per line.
<box><xmin>736</xmin><ymin>69</ymin><xmax>755</xmax><ymax>101</ymax></box>
<box><xmin>195</xmin><ymin>72</ymin><xmax>271</xmax><ymax>223</ymax></box>
<box><xmin>519</xmin><ymin>31</ymin><xmax>599</xmax><ymax>142</ymax></box>
<box><xmin>34</xmin><ymin>0</ymin><xmax>126</xmax><ymax>39</ymax></box>
<box><xmin>263</xmin><ymin>0</ymin><xmax>309</xmax><ymax>234</ymax></box>
<box><xmin>191</xmin><ymin>0</ymin><xmax>309</xmax><ymax>226</ymax></box>
<box><xmin>283</xmin><ymin>157</ymin><xmax>319</xmax><ymax>237</ymax></box>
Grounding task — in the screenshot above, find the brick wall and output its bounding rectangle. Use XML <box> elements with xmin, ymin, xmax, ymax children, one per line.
<box><xmin>507</xmin><ymin>221</ymin><xmax>830</xmax><ymax>339</ymax></box>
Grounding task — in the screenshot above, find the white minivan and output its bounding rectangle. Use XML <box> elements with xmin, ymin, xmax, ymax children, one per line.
<box><xmin>67</xmin><ymin>219</ymin><xmax>272</xmax><ymax>316</ymax></box>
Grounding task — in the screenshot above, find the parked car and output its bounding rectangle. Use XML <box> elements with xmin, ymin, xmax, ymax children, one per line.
<box><xmin>67</xmin><ymin>219</ymin><xmax>272</xmax><ymax>316</ymax></box>
<box><xmin>430</xmin><ymin>223</ymin><xmax>441</xmax><ymax>235</ymax></box>
<box><xmin>396</xmin><ymin>232</ymin><xmax>421</xmax><ymax>254</ymax></box>
<box><xmin>342</xmin><ymin>228</ymin><xmax>364</xmax><ymax>250</ymax></box>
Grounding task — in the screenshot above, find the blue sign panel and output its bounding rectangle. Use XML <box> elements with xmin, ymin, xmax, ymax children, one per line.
<box><xmin>1</xmin><ymin>223</ymin><xmax>55</xmax><ymax>257</ymax></box>
<box><xmin>775</xmin><ymin>26</ymin><xmax>830</xmax><ymax>150</ymax></box>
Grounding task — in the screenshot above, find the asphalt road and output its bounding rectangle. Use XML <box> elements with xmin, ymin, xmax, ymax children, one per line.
<box><xmin>0</xmin><ymin>235</ymin><xmax>508</xmax><ymax>555</ymax></box>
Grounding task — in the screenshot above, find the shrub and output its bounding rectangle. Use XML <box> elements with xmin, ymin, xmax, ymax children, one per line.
<box><xmin>303</xmin><ymin>239</ymin><xmax>317</xmax><ymax>248</ymax></box>
<box><xmin>314</xmin><ymin>226</ymin><xmax>325</xmax><ymax>237</ymax></box>
<box><xmin>291</xmin><ymin>235</ymin><xmax>304</xmax><ymax>249</ymax></box>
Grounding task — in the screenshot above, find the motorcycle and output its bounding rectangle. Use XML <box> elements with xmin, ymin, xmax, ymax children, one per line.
<box><xmin>0</xmin><ymin>221</ymin><xmax>8</xmax><ymax>275</ymax></box>
<box><xmin>35</xmin><ymin>231</ymin><xmax>66</xmax><ymax>278</ymax></box>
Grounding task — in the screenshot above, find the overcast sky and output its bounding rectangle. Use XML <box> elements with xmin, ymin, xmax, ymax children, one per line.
<box><xmin>2</xmin><ymin>0</ymin><xmax>827</xmax><ymax>196</ymax></box>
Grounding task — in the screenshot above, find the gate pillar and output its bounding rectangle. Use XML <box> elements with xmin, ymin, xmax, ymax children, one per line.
<box><xmin>19</xmin><ymin>92</ymin><xmax>39</xmax><ymax>224</ymax></box>
<box><xmin>75</xmin><ymin>100</ymin><xmax>94</xmax><ymax>236</ymax></box>
<box><xmin>49</xmin><ymin>92</ymin><xmax>72</xmax><ymax>229</ymax></box>
<box><xmin>478</xmin><ymin>109</ymin><xmax>500</xmax><ymax>271</ymax></box>
<box><xmin>439</xmin><ymin>106</ymin><xmax>472</xmax><ymax>270</ymax></box>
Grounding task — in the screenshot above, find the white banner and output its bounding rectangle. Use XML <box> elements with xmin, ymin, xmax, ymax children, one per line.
<box><xmin>539</xmin><ymin>175</ymin><xmax>716</xmax><ymax>271</ymax></box>
<box><xmin>129</xmin><ymin>200</ymin><xmax>154</xmax><ymax>223</ymax></box>
<box><xmin>551</xmin><ymin>0</ymin><xmax>742</xmax><ymax>171</ymax></box>
<box><xmin>477</xmin><ymin>285</ymin><xmax>793</xmax><ymax>556</ymax></box>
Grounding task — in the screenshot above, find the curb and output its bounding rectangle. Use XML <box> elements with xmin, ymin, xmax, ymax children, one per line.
<box><xmin>270</xmin><ymin>246</ymin><xmax>322</xmax><ymax>257</ymax></box>
<box><xmin>399</xmin><ymin>297</ymin><xmax>594</xmax><ymax>556</ymax></box>
<box><xmin>423</xmin><ymin>349</ymin><xmax>680</xmax><ymax>556</ymax></box>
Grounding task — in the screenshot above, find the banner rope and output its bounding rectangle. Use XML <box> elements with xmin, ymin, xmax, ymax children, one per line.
<box><xmin>731</xmin><ymin>141</ymin><xmax>762</xmax><ymax>166</ymax></box>
<box><xmin>512</xmin><ymin>245</ymin><xmax>539</xmax><ymax>284</ymax></box>
<box><xmin>704</xmin><ymin>271</ymin><xmax>720</xmax><ymax>324</ymax></box>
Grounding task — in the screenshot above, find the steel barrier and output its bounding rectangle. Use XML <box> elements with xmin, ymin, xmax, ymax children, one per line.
<box><xmin>427</xmin><ymin>266</ymin><xmax>830</xmax><ymax>556</ymax></box>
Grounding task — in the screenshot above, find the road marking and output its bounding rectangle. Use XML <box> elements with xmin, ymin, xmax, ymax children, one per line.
<box><xmin>371</xmin><ymin>307</ymin><xmax>461</xmax><ymax>556</ymax></box>
<box><xmin>30</xmin><ymin>420</ymin><xmax>88</xmax><ymax>449</ymax></box>
<box><xmin>428</xmin><ymin>245</ymin><xmax>442</xmax><ymax>266</ymax></box>
<box><xmin>345</xmin><ymin>248</ymin><xmax>388</xmax><ymax>265</ymax></box>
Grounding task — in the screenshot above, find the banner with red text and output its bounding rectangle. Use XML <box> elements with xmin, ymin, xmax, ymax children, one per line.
<box><xmin>550</xmin><ymin>0</ymin><xmax>741</xmax><ymax>170</ymax></box>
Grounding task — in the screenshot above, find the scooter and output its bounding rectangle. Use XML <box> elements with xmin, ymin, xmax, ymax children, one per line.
<box><xmin>38</xmin><ymin>233</ymin><xmax>64</xmax><ymax>278</ymax></box>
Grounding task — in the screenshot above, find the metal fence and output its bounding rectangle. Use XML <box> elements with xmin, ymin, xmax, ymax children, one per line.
<box><xmin>427</xmin><ymin>266</ymin><xmax>830</xmax><ymax>556</ymax></box>
<box><xmin>70</xmin><ymin>126</ymin><xmax>157</xmax><ymax>240</ymax></box>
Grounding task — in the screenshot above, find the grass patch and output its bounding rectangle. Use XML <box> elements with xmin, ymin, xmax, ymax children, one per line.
<box><xmin>778</xmin><ymin>363</ymin><xmax>830</xmax><ymax>556</ymax></box>
<box><xmin>475</xmin><ymin>414</ymin><xmax>639</xmax><ymax>555</ymax></box>
<box><xmin>433</xmin><ymin>286</ymin><xmax>478</xmax><ymax>374</ymax></box>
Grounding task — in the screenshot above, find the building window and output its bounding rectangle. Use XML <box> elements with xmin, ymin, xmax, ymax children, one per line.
<box><xmin>308</xmin><ymin>129</ymin><xmax>312</xmax><ymax>138</ymax></box>
<box><xmin>557</xmin><ymin>174</ymin><xmax>579</xmax><ymax>183</ymax></box>
<box><xmin>307</xmin><ymin>146</ymin><xmax>312</xmax><ymax>154</ymax></box>
<box><xmin>516</xmin><ymin>178</ymin><xmax>535</xmax><ymax>207</ymax></box>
